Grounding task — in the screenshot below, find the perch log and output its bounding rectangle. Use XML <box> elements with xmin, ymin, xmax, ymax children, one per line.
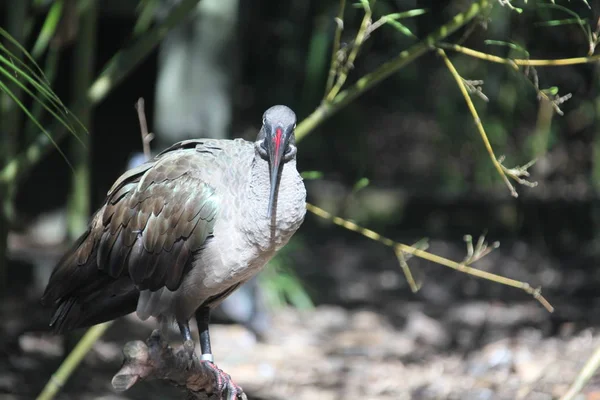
<box><xmin>112</xmin><ymin>330</ymin><xmax>247</xmax><ymax>400</ymax></box>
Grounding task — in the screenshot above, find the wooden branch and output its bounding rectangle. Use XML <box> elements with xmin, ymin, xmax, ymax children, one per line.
<box><xmin>112</xmin><ymin>330</ymin><xmax>247</xmax><ymax>400</ymax></box>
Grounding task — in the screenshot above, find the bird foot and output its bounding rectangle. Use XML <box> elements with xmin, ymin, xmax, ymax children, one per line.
<box><xmin>198</xmin><ymin>360</ymin><xmax>246</xmax><ymax>400</ymax></box>
<box><xmin>113</xmin><ymin>332</ymin><xmax>246</xmax><ymax>399</ymax></box>
<box><xmin>180</xmin><ymin>340</ymin><xmax>245</xmax><ymax>400</ymax></box>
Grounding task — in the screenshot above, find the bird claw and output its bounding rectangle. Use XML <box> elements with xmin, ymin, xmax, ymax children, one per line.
<box><xmin>200</xmin><ymin>360</ymin><xmax>246</xmax><ymax>400</ymax></box>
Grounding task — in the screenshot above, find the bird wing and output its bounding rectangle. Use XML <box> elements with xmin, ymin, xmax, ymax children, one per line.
<box><xmin>42</xmin><ymin>142</ymin><xmax>219</xmax><ymax>306</ymax></box>
<box><xmin>99</xmin><ymin>147</ymin><xmax>219</xmax><ymax>291</ymax></box>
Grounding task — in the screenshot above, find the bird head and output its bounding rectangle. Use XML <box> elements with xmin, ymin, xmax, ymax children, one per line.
<box><xmin>255</xmin><ymin>105</ymin><xmax>297</xmax><ymax>220</ymax></box>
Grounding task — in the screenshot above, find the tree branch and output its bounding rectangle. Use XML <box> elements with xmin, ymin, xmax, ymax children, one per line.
<box><xmin>112</xmin><ymin>330</ymin><xmax>248</xmax><ymax>400</ymax></box>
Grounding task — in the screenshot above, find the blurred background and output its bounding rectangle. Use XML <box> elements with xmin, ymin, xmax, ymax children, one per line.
<box><xmin>2</xmin><ymin>0</ymin><xmax>600</xmax><ymax>399</ymax></box>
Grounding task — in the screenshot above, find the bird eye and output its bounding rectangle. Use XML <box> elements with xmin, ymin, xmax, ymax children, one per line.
<box><xmin>283</xmin><ymin>144</ymin><xmax>296</xmax><ymax>161</ymax></box>
<box><xmin>255</xmin><ymin>139</ymin><xmax>268</xmax><ymax>159</ymax></box>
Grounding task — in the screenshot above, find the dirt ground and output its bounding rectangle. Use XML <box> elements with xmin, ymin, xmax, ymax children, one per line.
<box><xmin>2</xmin><ymin>234</ymin><xmax>600</xmax><ymax>400</ymax></box>
<box><xmin>3</xmin><ymin>297</ymin><xmax>600</xmax><ymax>399</ymax></box>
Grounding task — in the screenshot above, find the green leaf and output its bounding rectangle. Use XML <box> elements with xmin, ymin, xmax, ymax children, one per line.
<box><xmin>541</xmin><ymin>86</ymin><xmax>559</xmax><ymax>96</ymax></box>
<box><xmin>538</xmin><ymin>3</ymin><xmax>586</xmax><ymax>22</ymax></box>
<box><xmin>535</xmin><ymin>17</ymin><xmax>589</xmax><ymax>28</ymax></box>
<box><xmin>353</xmin><ymin>177</ymin><xmax>370</xmax><ymax>193</ymax></box>
<box><xmin>384</xmin><ymin>19</ymin><xmax>416</xmax><ymax>37</ymax></box>
<box><xmin>0</xmin><ymin>27</ymin><xmax>50</xmax><ymax>85</ymax></box>
<box><xmin>259</xmin><ymin>240</ymin><xmax>313</xmax><ymax>311</ymax></box>
<box><xmin>0</xmin><ymin>27</ymin><xmax>73</xmax><ymax>117</ymax></box>
<box><xmin>31</xmin><ymin>0</ymin><xmax>64</xmax><ymax>59</ymax></box>
<box><xmin>0</xmin><ymin>48</ymin><xmax>66</xmax><ymax>118</ymax></box>
<box><xmin>0</xmin><ymin>79</ymin><xmax>73</xmax><ymax>172</ymax></box>
<box><xmin>280</xmin><ymin>275</ymin><xmax>314</xmax><ymax>310</ymax></box>
<box><xmin>385</xmin><ymin>9</ymin><xmax>428</xmax><ymax>20</ymax></box>
<box><xmin>0</xmin><ymin>26</ymin><xmax>87</xmax><ymax>169</ymax></box>
<box><xmin>0</xmin><ymin>54</ymin><xmax>85</xmax><ymax>145</ymax></box>
<box><xmin>301</xmin><ymin>170</ymin><xmax>324</xmax><ymax>180</ymax></box>
<box><xmin>0</xmin><ymin>66</ymin><xmax>84</xmax><ymax>147</ymax></box>
<box><xmin>537</xmin><ymin>3</ymin><xmax>591</xmax><ymax>41</ymax></box>
<box><xmin>484</xmin><ymin>40</ymin><xmax>530</xmax><ymax>58</ymax></box>
<box><xmin>0</xmin><ymin>28</ymin><xmax>88</xmax><ymax>139</ymax></box>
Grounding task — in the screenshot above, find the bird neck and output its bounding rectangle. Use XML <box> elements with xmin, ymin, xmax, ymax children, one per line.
<box><xmin>247</xmin><ymin>155</ymin><xmax>294</xmax><ymax>218</ymax></box>
<box><xmin>240</xmin><ymin>153</ymin><xmax>305</xmax><ymax>250</ymax></box>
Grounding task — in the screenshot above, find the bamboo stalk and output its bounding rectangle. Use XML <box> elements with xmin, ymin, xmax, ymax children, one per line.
<box><xmin>25</xmin><ymin>0</ymin><xmax>65</xmax><ymax>142</ymax></box>
<box><xmin>592</xmin><ymin>63</ymin><xmax>600</xmax><ymax>190</ymax></box>
<box><xmin>0</xmin><ymin>210</ymin><xmax>8</xmax><ymax>295</ymax></box>
<box><xmin>0</xmin><ymin>0</ymin><xmax>28</xmax><ymax>294</ymax></box>
<box><xmin>87</xmin><ymin>0</ymin><xmax>198</xmax><ymax>104</ymax></box>
<box><xmin>0</xmin><ymin>0</ymin><xmax>27</xmax><ymax>157</ymax></box>
<box><xmin>66</xmin><ymin>0</ymin><xmax>97</xmax><ymax>239</ymax></box>
<box><xmin>36</xmin><ymin>323</ymin><xmax>112</xmax><ymax>400</ymax></box>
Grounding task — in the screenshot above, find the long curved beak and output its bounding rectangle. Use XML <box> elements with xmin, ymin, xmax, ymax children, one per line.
<box><xmin>267</xmin><ymin>127</ymin><xmax>285</xmax><ymax>220</ymax></box>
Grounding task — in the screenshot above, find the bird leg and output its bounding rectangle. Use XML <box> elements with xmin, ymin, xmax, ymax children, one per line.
<box><xmin>177</xmin><ymin>319</ymin><xmax>196</xmax><ymax>358</ymax></box>
<box><xmin>196</xmin><ymin>306</ymin><xmax>213</xmax><ymax>361</ymax></box>
<box><xmin>195</xmin><ymin>306</ymin><xmax>245</xmax><ymax>400</ymax></box>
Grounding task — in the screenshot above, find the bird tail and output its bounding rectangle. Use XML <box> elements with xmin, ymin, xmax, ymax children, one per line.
<box><xmin>41</xmin><ymin>226</ymin><xmax>139</xmax><ymax>334</ymax></box>
<box><xmin>47</xmin><ymin>277</ymin><xmax>139</xmax><ymax>333</ymax></box>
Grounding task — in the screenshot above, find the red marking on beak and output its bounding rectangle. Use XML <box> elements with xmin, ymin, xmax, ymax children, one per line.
<box><xmin>268</xmin><ymin>128</ymin><xmax>285</xmax><ymax>220</ymax></box>
<box><xmin>274</xmin><ymin>128</ymin><xmax>283</xmax><ymax>158</ymax></box>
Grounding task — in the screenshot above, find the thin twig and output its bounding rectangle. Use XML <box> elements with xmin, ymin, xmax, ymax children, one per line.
<box><xmin>394</xmin><ymin>246</ymin><xmax>422</xmax><ymax>293</ymax></box>
<box><xmin>442</xmin><ymin>43</ymin><xmax>573</xmax><ymax>115</ymax></box>
<box><xmin>295</xmin><ymin>0</ymin><xmax>490</xmax><ymax>142</ymax></box>
<box><xmin>439</xmin><ymin>42</ymin><xmax>600</xmax><ymax>66</ymax></box>
<box><xmin>324</xmin><ymin>0</ymin><xmax>346</xmax><ymax>96</ymax></box>
<box><xmin>306</xmin><ymin>202</ymin><xmax>554</xmax><ymax>312</ymax></box>
<box><xmin>437</xmin><ymin>48</ymin><xmax>538</xmax><ymax>198</ymax></box>
<box><xmin>437</xmin><ymin>48</ymin><xmax>515</xmax><ymax>196</ymax></box>
<box><xmin>325</xmin><ymin>0</ymin><xmax>374</xmax><ymax>102</ymax></box>
<box><xmin>135</xmin><ymin>97</ymin><xmax>153</xmax><ymax>160</ymax></box>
